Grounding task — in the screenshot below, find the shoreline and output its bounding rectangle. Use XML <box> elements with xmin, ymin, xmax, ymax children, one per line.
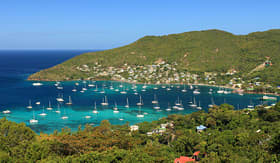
<box><xmin>27</xmin><ymin>78</ymin><xmax>280</xmax><ymax>97</ymax></box>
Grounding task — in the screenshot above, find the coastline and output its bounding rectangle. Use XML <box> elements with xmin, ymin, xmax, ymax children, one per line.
<box><xmin>27</xmin><ymin>77</ymin><xmax>280</xmax><ymax>97</ymax></box>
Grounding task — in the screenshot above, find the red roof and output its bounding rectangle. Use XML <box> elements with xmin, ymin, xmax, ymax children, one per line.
<box><xmin>193</xmin><ymin>151</ymin><xmax>200</xmax><ymax>156</ymax></box>
<box><xmin>174</xmin><ymin>156</ymin><xmax>194</xmax><ymax>163</ymax></box>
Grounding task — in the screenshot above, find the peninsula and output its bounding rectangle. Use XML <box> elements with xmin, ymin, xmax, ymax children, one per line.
<box><xmin>28</xmin><ymin>29</ymin><xmax>280</xmax><ymax>94</ymax></box>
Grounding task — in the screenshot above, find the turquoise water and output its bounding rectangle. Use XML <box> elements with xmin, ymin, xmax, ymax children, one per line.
<box><xmin>0</xmin><ymin>50</ymin><xmax>278</xmax><ymax>134</ymax></box>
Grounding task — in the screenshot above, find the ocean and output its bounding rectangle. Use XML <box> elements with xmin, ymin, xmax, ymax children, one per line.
<box><xmin>0</xmin><ymin>50</ymin><xmax>277</xmax><ymax>134</ymax></box>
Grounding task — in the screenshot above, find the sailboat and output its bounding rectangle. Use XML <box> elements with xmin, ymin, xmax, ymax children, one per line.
<box><xmin>93</xmin><ymin>85</ymin><xmax>98</xmax><ymax>92</ymax></box>
<box><xmin>181</xmin><ymin>84</ymin><xmax>187</xmax><ymax>92</ymax></box>
<box><xmin>55</xmin><ymin>103</ymin><xmax>61</xmax><ymax>114</ymax></box>
<box><xmin>27</xmin><ymin>100</ymin><xmax>32</xmax><ymax>109</ymax></box>
<box><xmin>72</xmin><ymin>86</ymin><xmax>77</xmax><ymax>92</ymax></box>
<box><xmin>197</xmin><ymin>101</ymin><xmax>202</xmax><ymax>110</ymax></box>
<box><xmin>177</xmin><ymin>100</ymin><xmax>184</xmax><ymax>110</ymax></box>
<box><xmin>136</xmin><ymin>106</ymin><xmax>144</xmax><ymax>118</ymax></box>
<box><xmin>125</xmin><ymin>98</ymin><xmax>129</xmax><ymax>108</ymax></box>
<box><xmin>113</xmin><ymin>102</ymin><xmax>119</xmax><ymax>113</ymax></box>
<box><xmin>153</xmin><ymin>103</ymin><xmax>160</xmax><ymax>110</ymax></box>
<box><xmin>39</xmin><ymin>106</ymin><xmax>47</xmax><ymax>116</ymax></box>
<box><xmin>166</xmin><ymin>102</ymin><xmax>172</xmax><ymax>111</ymax></box>
<box><xmin>247</xmin><ymin>100</ymin><xmax>254</xmax><ymax>108</ymax></box>
<box><xmin>30</xmin><ymin>110</ymin><xmax>38</xmax><ymax>124</ymax></box>
<box><xmin>99</xmin><ymin>85</ymin><xmax>105</xmax><ymax>94</ymax></box>
<box><xmin>66</xmin><ymin>96</ymin><xmax>72</xmax><ymax>105</ymax></box>
<box><xmin>56</xmin><ymin>94</ymin><xmax>64</xmax><ymax>102</ymax></box>
<box><xmin>120</xmin><ymin>87</ymin><xmax>127</xmax><ymax>94</ymax></box>
<box><xmin>46</xmin><ymin>101</ymin><xmax>53</xmax><ymax>110</ymax></box>
<box><xmin>136</xmin><ymin>95</ymin><xmax>144</xmax><ymax>106</ymax></box>
<box><xmin>93</xmin><ymin>101</ymin><xmax>98</xmax><ymax>114</ymax></box>
<box><xmin>193</xmin><ymin>89</ymin><xmax>200</xmax><ymax>94</ymax></box>
<box><xmin>101</xmin><ymin>96</ymin><xmax>109</xmax><ymax>106</ymax></box>
<box><xmin>175</xmin><ymin>97</ymin><xmax>181</xmax><ymax>106</ymax></box>
<box><xmin>151</xmin><ymin>94</ymin><xmax>158</xmax><ymax>104</ymax></box>
<box><xmin>61</xmin><ymin>107</ymin><xmax>68</xmax><ymax>120</ymax></box>
<box><xmin>119</xmin><ymin>112</ymin><xmax>124</xmax><ymax>121</ymax></box>
<box><xmin>166</xmin><ymin>85</ymin><xmax>171</xmax><ymax>91</ymax></box>
<box><xmin>208</xmin><ymin>97</ymin><xmax>215</xmax><ymax>108</ymax></box>
<box><xmin>189</xmin><ymin>97</ymin><xmax>197</xmax><ymax>107</ymax></box>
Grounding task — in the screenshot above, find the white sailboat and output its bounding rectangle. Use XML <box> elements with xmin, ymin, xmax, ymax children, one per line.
<box><xmin>189</xmin><ymin>97</ymin><xmax>197</xmax><ymax>107</ymax></box>
<box><xmin>193</xmin><ymin>89</ymin><xmax>200</xmax><ymax>94</ymax></box>
<box><xmin>32</xmin><ymin>83</ymin><xmax>42</xmax><ymax>86</ymax></box>
<box><xmin>93</xmin><ymin>85</ymin><xmax>98</xmax><ymax>92</ymax></box>
<box><xmin>197</xmin><ymin>101</ymin><xmax>202</xmax><ymax>110</ymax></box>
<box><xmin>61</xmin><ymin>107</ymin><xmax>68</xmax><ymax>120</ymax></box>
<box><xmin>39</xmin><ymin>106</ymin><xmax>47</xmax><ymax>116</ymax></box>
<box><xmin>175</xmin><ymin>97</ymin><xmax>181</xmax><ymax>106</ymax></box>
<box><xmin>153</xmin><ymin>103</ymin><xmax>160</xmax><ymax>110</ymax></box>
<box><xmin>66</xmin><ymin>96</ymin><xmax>72</xmax><ymax>105</ymax></box>
<box><xmin>30</xmin><ymin>110</ymin><xmax>38</xmax><ymax>124</ymax></box>
<box><xmin>181</xmin><ymin>84</ymin><xmax>187</xmax><ymax>92</ymax></box>
<box><xmin>55</xmin><ymin>103</ymin><xmax>61</xmax><ymax>114</ymax></box>
<box><xmin>151</xmin><ymin>94</ymin><xmax>158</xmax><ymax>104</ymax></box>
<box><xmin>27</xmin><ymin>100</ymin><xmax>32</xmax><ymax>109</ymax></box>
<box><xmin>46</xmin><ymin>101</ymin><xmax>53</xmax><ymax>110</ymax></box>
<box><xmin>166</xmin><ymin>102</ymin><xmax>172</xmax><ymax>111</ymax></box>
<box><xmin>125</xmin><ymin>98</ymin><xmax>129</xmax><ymax>108</ymax></box>
<box><xmin>101</xmin><ymin>96</ymin><xmax>109</xmax><ymax>106</ymax></box>
<box><xmin>93</xmin><ymin>101</ymin><xmax>98</xmax><ymax>114</ymax></box>
<box><xmin>208</xmin><ymin>97</ymin><xmax>215</xmax><ymax>108</ymax></box>
<box><xmin>177</xmin><ymin>100</ymin><xmax>184</xmax><ymax>110</ymax></box>
<box><xmin>136</xmin><ymin>95</ymin><xmax>144</xmax><ymax>106</ymax></box>
<box><xmin>113</xmin><ymin>102</ymin><xmax>119</xmax><ymax>113</ymax></box>
<box><xmin>72</xmin><ymin>86</ymin><xmax>77</xmax><ymax>92</ymax></box>
<box><xmin>136</xmin><ymin>106</ymin><xmax>144</xmax><ymax>118</ymax></box>
<box><xmin>56</xmin><ymin>94</ymin><xmax>64</xmax><ymax>102</ymax></box>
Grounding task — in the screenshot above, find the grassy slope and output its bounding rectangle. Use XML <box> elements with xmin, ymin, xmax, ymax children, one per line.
<box><xmin>28</xmin><ymin>29</ymin><xmax>280</xmax><ymax>85</ymax></box>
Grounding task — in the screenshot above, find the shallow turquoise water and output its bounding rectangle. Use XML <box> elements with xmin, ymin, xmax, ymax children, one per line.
<box><xmin>1</xmin><ymin>80</ymin><xmax>277</xmax><ymax>134</ymax></box>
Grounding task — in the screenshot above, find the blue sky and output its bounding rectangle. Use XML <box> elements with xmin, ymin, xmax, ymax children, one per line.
<box><xmin>0</xmin><ymin>0</ymin><xmax>279</xmax><ymax>49</ymax></box>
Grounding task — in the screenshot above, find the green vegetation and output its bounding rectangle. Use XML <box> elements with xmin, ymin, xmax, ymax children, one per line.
<box><xmin>29</xmin><ymin>29</ymin><xmax>280</xmax><ymax>87</ymax></box>
<box><xmin>1</xmin><ymin>103</ymin><xmax>280</xmax><ymax>162</ymax></box>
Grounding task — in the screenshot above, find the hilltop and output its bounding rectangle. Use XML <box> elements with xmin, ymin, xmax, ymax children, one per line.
<box><xmin>28</xmin><ymin>29</ymin><xmax>280</xmax><ymax>90</ymax></box>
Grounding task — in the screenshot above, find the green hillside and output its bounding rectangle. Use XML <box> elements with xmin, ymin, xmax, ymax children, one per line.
<box><xmin>28</xmin><ymin>29</ymin><xmax>280</xmax><ymax>86</ymax></box>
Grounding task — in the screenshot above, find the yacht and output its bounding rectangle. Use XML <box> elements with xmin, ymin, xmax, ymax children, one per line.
<box><xmin>177</xmin><ymin>101</ymin><xmax>184</xmax><ymax>110</ymax></box>
<box><xmin>3</xmin><ymin>110</ymin><xmax>11</xmax><ymax>114</ymax></box>
<box><xmin>85</xmin><ymin>115</ymin><xmax>91</xmax><ymax>119</ymax></box>
<box><xmin>32</xmin><ymin>83</ymin><xmax>42</xmax><ymax>86</ymax></box>
<box><xmin>35</xmin><ymin>101</ymin><xmax>41</xmax><ymax>105</ymax></box>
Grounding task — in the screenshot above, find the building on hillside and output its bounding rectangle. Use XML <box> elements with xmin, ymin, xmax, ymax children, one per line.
<box><xmin>196</xmin><ymin>125</ymin><xmax>207</xmax><ymax>133</ymax></box>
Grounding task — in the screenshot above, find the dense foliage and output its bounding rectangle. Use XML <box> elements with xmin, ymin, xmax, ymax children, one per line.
<box><xmin>29</xmin><ymin>29</ymin><xmax>280</xmax><ymax>85</ymax></box>
<box><xmin>1</xmin><ymin>103</ymin><xmax>280</xmax><ymax>162</ymax></box>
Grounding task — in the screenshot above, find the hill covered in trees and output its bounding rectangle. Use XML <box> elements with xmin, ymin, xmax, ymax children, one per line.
<box><xmin>28</xmin><ymin>29</ymin><xmax>280</xmax><ymax>86</ymax></box>
<box><xmin>1</xmin><ymin>103</ymin><xmax>280</xmax><ymax>162</ymax></box>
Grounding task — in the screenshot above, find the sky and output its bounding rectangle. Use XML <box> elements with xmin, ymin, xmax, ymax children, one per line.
<box><xmin>0</xmin><ymin>0</ymin><xmax>279</xmax><ymax>50</ymax></box>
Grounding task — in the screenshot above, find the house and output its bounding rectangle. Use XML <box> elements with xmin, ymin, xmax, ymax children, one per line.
<box><xmin>196</xmin><ymin>125</ymin><xmax>207</xmax><ymax>133</ymax></box>
<box><xmin>130</xmin><ymin>125</ymin><xmax>139</xmax><ymax>131</ymax></box>
<box><xmin>174</xmin><ymin>151</ymin><xmax>201</xmax><ymax>163</ymax></box>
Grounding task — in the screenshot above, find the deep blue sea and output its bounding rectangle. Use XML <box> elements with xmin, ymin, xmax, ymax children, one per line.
<box><xmin>0</xmin><ymin>50</ymin><xmax>278</xmax><ymax>134</ymax></box>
